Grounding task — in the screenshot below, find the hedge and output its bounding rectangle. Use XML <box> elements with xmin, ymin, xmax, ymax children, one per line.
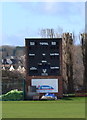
<box><xmin>0</xmin><ymin>89</ymin><xmax>23</xmax><ymax>101</ymax></box>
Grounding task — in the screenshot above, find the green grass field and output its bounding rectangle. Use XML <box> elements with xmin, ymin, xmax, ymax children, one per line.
<box><xmin>2</xmin><ymin>97</ymin><xmax>85</xmax><ymax>118</ymax></box>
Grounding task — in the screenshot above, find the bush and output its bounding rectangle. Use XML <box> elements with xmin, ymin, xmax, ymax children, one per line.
<box><xmin>0</xmin><ymin>89</ymin><xmax>23</xmax><ymax>101</ymax></box>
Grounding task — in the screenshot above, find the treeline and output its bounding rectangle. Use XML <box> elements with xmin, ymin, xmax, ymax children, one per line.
<box><xmin>0</xmin><ymin>46</ymin><xmax>25</xmax><ymax>59</ymax></box>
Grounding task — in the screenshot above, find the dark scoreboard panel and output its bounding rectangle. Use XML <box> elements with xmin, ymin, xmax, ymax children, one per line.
<box><xmin>25</xmin><ymin>38</ymin><xmax>62</xmax><ymax>76</ymax></box>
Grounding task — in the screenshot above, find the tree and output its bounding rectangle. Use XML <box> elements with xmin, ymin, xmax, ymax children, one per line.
<box><xmin>62</xmin><ymin>33</ymin><xmax>74</xmax><ymax>93</ymax></box>
<box><xmin>73</xmin><ymin>45</ymin><xmax>84</xmax><ymax>91</ymax></box>
<box><xmin>40</xmin><ymin>28</ymin><xmax>55</xmax><ymax>38</ymax></box>
<box><xmin>81</xmin><ymin>33</ymin><xmax>87</xmax><ymax>92</ymax></box>
<box><xmin>40</xmin><ymin>28</ymin><xmax>63</xmax><ymax>38</ymax></box>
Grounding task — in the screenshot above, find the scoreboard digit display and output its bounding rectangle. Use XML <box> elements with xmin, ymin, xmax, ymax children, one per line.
<box><xmin>25</xmin><ymin>38</ymin><xmax>62</xmax><ymax>76</ymax></box>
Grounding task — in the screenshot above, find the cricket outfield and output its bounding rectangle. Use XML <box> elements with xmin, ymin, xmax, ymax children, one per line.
<box><xmin>2</xmin><ymin>97</ymin><xmax>85</xmax><ymax>118</ymax></box>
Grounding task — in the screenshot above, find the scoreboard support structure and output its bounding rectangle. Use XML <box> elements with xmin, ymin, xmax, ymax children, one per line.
<box><xmin>25</xmin><ymin>38</ymin><xmax>63</xmax><ymax>99</ymax></box>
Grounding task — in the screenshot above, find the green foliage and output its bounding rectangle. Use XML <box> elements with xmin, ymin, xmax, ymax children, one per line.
<box><xmin>0</xmin><ymin>90</ymin><xmax>23</xmax><ymax>101</ymax></box>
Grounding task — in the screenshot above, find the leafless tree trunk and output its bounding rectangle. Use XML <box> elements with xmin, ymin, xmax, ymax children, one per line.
<box><xmin>81</xmin><ymin>33</ymin><xmax>87</xmax><ymax>92</ymax></box>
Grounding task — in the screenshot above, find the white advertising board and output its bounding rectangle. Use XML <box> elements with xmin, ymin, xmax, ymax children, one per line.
<box><xmin>31</xmin><ymin>79</ymin><xmax>58</xmax><ymax>93</ymax></box>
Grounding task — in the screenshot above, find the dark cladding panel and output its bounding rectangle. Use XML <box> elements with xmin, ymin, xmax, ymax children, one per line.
<box><xmin>25</xmin><ymin>38</ymin><xmax>62</xmax><ymax>76</ymax></box>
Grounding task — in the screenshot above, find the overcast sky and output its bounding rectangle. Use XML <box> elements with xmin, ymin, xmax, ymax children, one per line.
<box><xmin>1</xmin><ymin>2</ymin><xmax>85</xmax><ymax>46</ymax></box>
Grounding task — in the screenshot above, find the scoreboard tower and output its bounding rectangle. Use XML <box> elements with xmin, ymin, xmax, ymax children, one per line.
<box><xmin>25</xmin><ymin>38</ymin><xmax>63</xmax><ymax>99</ymax></box>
